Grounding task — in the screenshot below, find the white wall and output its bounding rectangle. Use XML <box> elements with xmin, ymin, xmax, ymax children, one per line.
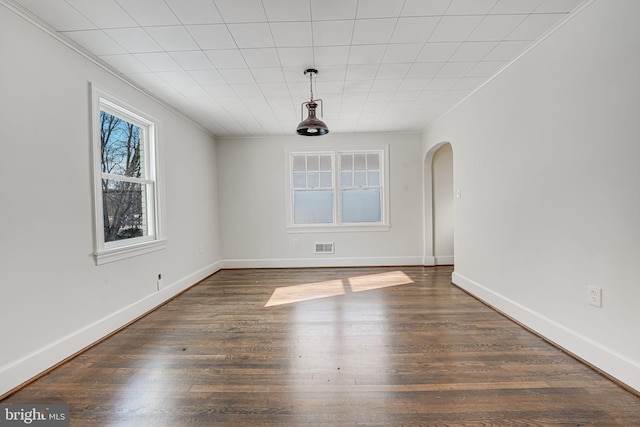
<box><xmin>424</xmin><ymin>0</ymin><xmax>640</xmax><ymax>392</ymax></box>
<box><xmin>0</xmin><ymin>5</ymin><xmax>221</xmax><ymax>396</ymax></box>
<box><xmin>217</xmin><ymin>132</ymin><xmax>424</xmax><ymax>267</ymax></box>
<box><xmin>432</xmin><ymin>143</ymin><xmax>454</xmax><ymax>264</ymax></box>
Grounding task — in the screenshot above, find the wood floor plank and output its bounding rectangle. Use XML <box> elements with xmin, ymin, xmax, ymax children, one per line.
<box><xmin>2</xmin><ymin>266</ymin><xmax>639</xmax><ymax>426</ymax></box>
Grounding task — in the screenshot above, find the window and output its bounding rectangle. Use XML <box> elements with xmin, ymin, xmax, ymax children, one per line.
<box><xmin>287</xmin><ymin>147</ymin><xmax>389</xmax><ymax>231</ymax></box>
<box><xmin>91</xmin><ymin>86</ymin><xmax>165</xmax><ymax>264</ymax></box>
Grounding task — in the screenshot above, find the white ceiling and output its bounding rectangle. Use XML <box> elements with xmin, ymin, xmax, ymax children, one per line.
<box><xmin>9</xmin><ymin>0</ymin><xmax>587</xmax><ymax>137</ymax></box>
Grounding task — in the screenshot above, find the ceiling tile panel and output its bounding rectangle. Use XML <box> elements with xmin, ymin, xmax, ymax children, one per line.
<box><xmin>348</xmin><ymin>45</ymin><xmax>386</xmax><ymax>65</ymax></box>
<box><xmin>356</xmin><ymin>0</ymin><xmax>404</xmax><ymax>18</ymax></box>
<box><xmin>270</xmin><ymin>22</ymin><xmax>313</xmax><ymax>47</ymax></box>
<box><xmin>187</xmin><ymin>24</ymin><xmax>237</xmax><ymax>49</ymax></box>
<box><xmin>228</xmin><ymin>23</ymin><xmax>274</xmax><ymax>48</ymax></box>
<box><xmin>219</xmin><ymin>68</ymin><xmax>256</xmax><ymax>84</ymax></box>
<box><xmin>157</xmin><ymin>70</ymin><xmax>198</xmax><ymax>87</ymax></box>
<box><xmin>314</xmin><ymin>46</ymin><xmax>350</xmax><ymax>67</ymax></box>
<box><xmin>252</xmin><ymin>67</ymin><xmax>286</xmax><ymax>83</ymax></box>
<box><xmin>312</xmin><ymin>20</ymin><xmax>355</xmax><ymax>46</ymax></box>
<box><xmin>188</xmin><ymin>69</ymin><xmax>226</xmax><ymax>85</ymax></box>
<box><xmin>491</xmin><ymin>0</ymin><xmax>545</xmax><ymax>14</ymax></box>
<box><xmin>263</xmin><ymin>0</ymin><xmax>311</xmax><ymax>21</ymax></box>
<box><xmin>241</xmin><ymin>48</ymin><xmax>281</xmax><ymax>68</ymax></box>
<box><xmin>406</xmin><ymin>62</ymin><xmax>445</xmax><ymax>79</ymax></box>
<box><xmin>170</xmin><ymin>51</ymin><xmax>215</xmax><ymax>70</ymax></box>
<box><xmin>213</xmin><ymin>0</ymin><xmax>267</xmax><ymax>23</ymax></box>
<box><xmin>445</xmin><ymin>0</ymin><xmax>498</xmax><ymax>15</ymax></box>
<box><xmin>352</xmin><ymin>18</ymin><xmax>397</xmax><ymax>45</ymax></box>
<box><xmin>145</xmin><ymin>26</ymin><xmax>200</xmax><ymax>51</ymax></box>
<box><xmin>449</xmin><ymin>41</ymin><xmax>498</xmax><ymax>61</ymax></box>
<box><xmin>416</xmin><ymin>42</ymin><xmax>461</xmax><ymax>62</ymax></box>
<box><xmin>277</xmin><ymin>47</ymin><xmax>314</xmax><ymax>67</ymax></box>
<box><xmin>401</xmin><ymin>0</ymin><xmax>450</xmax><ymax>17</ymax></box>
<box><xmin>204</xmin><ymin>49</ymin><xmax>247</xmax><ymax>69</ymax></box>
<box><xmin>391</xmin><ymin>17</ymin><xmax>439</xmax><ymax>43</ymax></box>
<box><xmin>99</xmin><ymin>54</ymin><xmax>150</xmax><ymax>73</ymax></box>
<box><xmin>116</xmin><ymin>0</ymin><xmax>181</xmax><ymax>26</ymax></box>
<box><xmin>429</xmin><ymin>16</ymin><xmax>484</xmax><ymax>42</ymax></box>
<box><xmin>65</xmin><ymin>0</ymin><xmax>137</xmax><ymax>28</ymax></box>
<box><xmin>467</xmin><ymin>15</ymin><xmax>527</xmax><ymax>41</ymax></box>
<box><xmin>133</xmin><ymin>52</ymin><xmax>183</xmax><ymax>72</ymax></box>
<box><xmin>104</xmin><ymin>28</ymin><xmax>162</xmax><ymax>53</ymax></box>
<box><xmin>376</xmin><ymin>63</ymin><xmax>411</xmax><ymax>79</ymax></box>
<box><xmin>310</xmin><ymin>0</ymin><xmax>357</xmax><ymax>21</ymax></box>
<box><xmin>164</xmin><ymin>0</ymin><xmax>223</xmax><ymax>24</ymax></box>
<box><xmin>382</xmin><ymin>44</ymin><xmax>422</xmax><ymax>63</ymax></box>
<box><xmin>436</xmin><ymin>61</ymin><xmax>477</xmax><ymax>77</ymax></box>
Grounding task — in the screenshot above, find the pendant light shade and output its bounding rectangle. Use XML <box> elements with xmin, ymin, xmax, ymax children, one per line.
<box><xmin>297</xmin><ymin>69</ymin><xmax>329</xmax><ymax>136</ymax></box>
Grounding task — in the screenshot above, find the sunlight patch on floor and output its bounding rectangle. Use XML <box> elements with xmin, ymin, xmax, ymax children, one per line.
<box><xmin>265</xmin><ymin>271</ymin><xmax>413</xmax><ymax>307</ymax></box>
<box><xmin>347</xmin><ymin>270</ymin><xmax>413</xmax><ymax>292</ymax></box>
<box><xmin>264</xmin><ymin>279</ymin><xmax>345</xmax><ymax>307</ymax></box>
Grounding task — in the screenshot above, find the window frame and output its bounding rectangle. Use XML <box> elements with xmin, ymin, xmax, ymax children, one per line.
<box><xmin>285</xmin><ymin>145</ymin><xmax>390</xmax><ymax>233</ymax></box>
<box><xmin>91</xmin><ymin>85</ymin><xmax>166</xmax><ymax>265</ymax></box>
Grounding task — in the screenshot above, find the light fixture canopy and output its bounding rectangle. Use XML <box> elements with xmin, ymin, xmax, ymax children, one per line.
<box><xmin>297</xmin><ymin>68</ymin><xmax>329</xmax><ymax>136</ymax></box>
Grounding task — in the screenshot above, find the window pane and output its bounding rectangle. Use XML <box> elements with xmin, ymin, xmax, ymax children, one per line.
<box><xmin>320</xmin><ymin>171</ymin><xmax>332</xmax><ymax>188</ymax></box>
<box><xmin>319</xmin><ymin>155</ymin><xmax>332</xmax><ymax>171</ymax></box>
<box><xmin>354</xmin><ymin>153</ymin><xmax>366</xmax><ymax>170</ymax></box>
<box><xmin>292</xmin><ymin>155</ymin><xmax>306</xmax><ymax>172</ymax></box>
<box><xmin>293</xmin><ymin>172</ymin><xmax>306</xmax><ymax>189</ymax></box>
<box><xmin>102</xmin><ymin>179</ymin><xmax>148</xmax><ymax>242</ymax></box>
<box><xmin>367</xmin><ymin>153</ymin><xmax>379</xmax><ymax>170</ymax></box>
<box><xmin>342</xmin><ymin>189</ymin><xmax>381</xmax><ymax>223</ymax></box>
<box><xmin>341</xmin><ymin>154</ymin><xmax>353</xmax><ymax>171</ymax></box>
<box><xmin>354</xmin><ymin>170</ymin><xmax>366</xmax><ymax>187</ymax></box>
<box><xmin>341</xmin><ymin>171</ymin><xmax>352</xmax><ymax>187</ymax></box>
<box><xmin>307</xmin><ymin>171</ymin><xmax>319</xmax><ymax>188</ymax></box>
<box><xmin>307</xmin><ymin>155</ymin><xmax>319</xmax><ymax>171</ymax></box>
<box><xmin>294</xmin><ymin>190</ymin><xmax>333</xmax><ymax>224</ymax></box>
<box><xmin>367</xmin><ymin>171</ymin><xmax>380</xmax><ymax>186</ymax></box>
<box><xmin>100</xmin><ymin>111</ymin><xmax>143</xmax><ymax>178</ymax></box>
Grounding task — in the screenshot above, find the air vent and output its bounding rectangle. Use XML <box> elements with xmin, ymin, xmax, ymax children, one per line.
<box><xmin>314</xmin><ymin>242</ymin><xmax>334</xmax><ymax>254</ymax></box>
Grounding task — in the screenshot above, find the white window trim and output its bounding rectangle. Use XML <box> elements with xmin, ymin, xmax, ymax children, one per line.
<box><xmin>91</xmin><ymin>84</ymin><xmax>167</xmax><ymax>265</ymax></box>
<box><xmin>284</xmin><ymin>145</ymin><xmax>390</xmax><ymax>233</ymax></box>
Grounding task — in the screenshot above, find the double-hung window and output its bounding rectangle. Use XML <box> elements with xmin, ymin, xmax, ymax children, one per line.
<box><xmin>287</xmin><ymin>147</ymin><xmax>389</xmax><ymax>231</ymax></box>
<box><xmin>91</xmin><ymin>86</ymin><xmax>165</xmax><ymax>264</ymax></box>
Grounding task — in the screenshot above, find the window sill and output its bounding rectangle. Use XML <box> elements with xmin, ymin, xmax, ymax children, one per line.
<box><xmin>285</xmin><ymin>224</ymin><xmax>390</xmax><ymax>233</ymax></box>
<box><xmin>94</xmin><ymin>239</ymin><xmax>167</xmax><ymax>265</ymax></box>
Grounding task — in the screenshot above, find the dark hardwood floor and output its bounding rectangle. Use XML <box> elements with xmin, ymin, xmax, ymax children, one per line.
<box><xmin>3</xmin><ymin>266</ymin><xmax>639</xmax><ymax>426</ymax></box>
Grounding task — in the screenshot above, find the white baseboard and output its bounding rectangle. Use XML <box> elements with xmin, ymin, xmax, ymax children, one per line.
<box><xmin>0</xmin><ymin>261</ymin><xmax>223</xmax><ymax>398</ymax></box>
<box><xmin>222</xmin><ymin>256</ymin><xmax>423</xmax><ymax>269</ymax></box>
<box><xmin>452</xmin><ymin>271</ymin><xmax>640</xmax><ymax>394</ymax></box>
<box><xmin>422</xmin><ymin>256</ymin><xmax>435</xmax><ymax>266</ymax></box>
<box><xmin>434</xmin><ymin>255</ymin><xmax>454</xmax><ymax>265</ymax></box>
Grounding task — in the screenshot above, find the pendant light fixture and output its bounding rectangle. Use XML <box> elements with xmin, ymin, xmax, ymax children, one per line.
<box><xmin>296</xmin><ymin>68</ymin><xmax>329</xmax><ymax>136</ymax></box>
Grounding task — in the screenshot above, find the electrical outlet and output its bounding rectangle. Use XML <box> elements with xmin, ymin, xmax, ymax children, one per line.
<box><xmin>588</xmin><ymin>285</ymin><xmax>602</xmax><ymax>307</ymax></box>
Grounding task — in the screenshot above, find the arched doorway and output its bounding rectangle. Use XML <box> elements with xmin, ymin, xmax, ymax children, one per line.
<box><xmin>423</xmin><ymin>142</ymin><xmax>454</xmax><ymax>266</ymax></box>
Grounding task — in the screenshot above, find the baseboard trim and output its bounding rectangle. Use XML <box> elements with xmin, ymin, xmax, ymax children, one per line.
<box><xmin>452</xmin><ymin>271</ymin><xmax>640</xmax><ymax>394</ymax></box>
<box><xmin>434</xmin><ymin>255</ymin><xmax>454</xmax><ymax>265</ymax></box>
<box><xmin>0</xmin><ymin>261</ymin><xmax>223</xmax><ymax>398</ymax></box>
<box><xmin>222</xmin><ymin>256</ymin><xmax>423</xmax><ymax>269</ymax></box>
